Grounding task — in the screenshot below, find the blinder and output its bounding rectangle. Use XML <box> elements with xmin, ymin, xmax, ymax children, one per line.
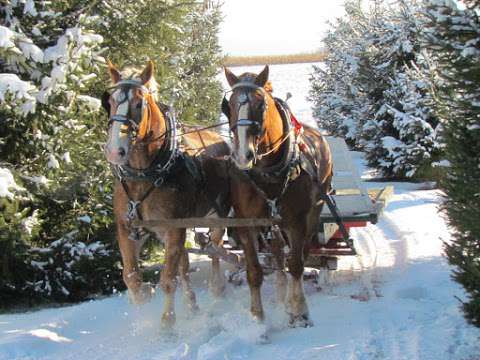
<box><xmin>107</xmin><ymin>80</ymin><xmax>150</xmax><ymax>128</ymax></box>
<box><xmin>225</xmin><ymin>81</ymin><xmax>267</xmax><ymax>137</ymax></box>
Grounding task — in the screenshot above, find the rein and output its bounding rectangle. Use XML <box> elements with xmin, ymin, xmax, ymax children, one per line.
<box><xmin>257</xmin><ymin>128</ymin><xmax>294</xmax><ymax>160</ymax></box>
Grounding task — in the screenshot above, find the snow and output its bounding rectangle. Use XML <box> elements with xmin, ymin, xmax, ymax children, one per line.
<box><xmin>1</xmin><ymin>63</ymin><xmax>479</xmax><ymax>360</ymax></box>
<box><xmin>23</xmin><ymin>0</ymin><xmax>38</xmax><ymax>17</ymax></box>
<box><xmin>381</xmin><ymin>136</ymin><xmax>404</xmax><ymax>152</ymax></box>
<box><xmin>77</xmin><ymin>215</ymin><xmax>91</xmax><ymax>224</ymax></box>
<box><xmin>18</xmin><ymin>41</ymin><xmax>44</xmax><ymax>63</ymax></box>
<box><xmin>77</xmin><ymin>95</ymin><xmax>101</xmax><ymax>111</ymax></box>
<box><xmin>0</xmin><ymin>74</ymin><xmax>36</xmax><ymax>102</ymax></box>
<box><xmin>47</xmin><ymin>154</ymin><xmax>60</xmax><ymax>169</ymax></box>
<box><xmin>0</xmin><ymin>26</ymin><xmax>16</xmax><ymax>49</ymax></box>
<box><xmin>62</xmin><ymin>152</ymin><xmax>72</xmax><ymax>164</ymax></box>
<box><xmin>0</xmin><ymin>167</ymin><xmax>23</xmax><ymax>199</ymax></box>
<box><xmin>21</xmin><ymin>209</ymin><xmax>40</xmax><ymax>235</ymax></box>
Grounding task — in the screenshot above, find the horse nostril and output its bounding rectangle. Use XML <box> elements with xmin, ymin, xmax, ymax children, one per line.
<box><xmin>246</xmin><ymin>150</ymin><xmax>254</xmax><ymax>161</ymax></box>
<box><xmin>118</xmin><ymin>147</ymin><xmax>126</xmax><ymax>157</ymax></box>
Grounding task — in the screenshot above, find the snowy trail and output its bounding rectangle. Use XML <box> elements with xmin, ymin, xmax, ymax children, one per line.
<box><xmin>1</xmin><ymin>152</ymin><xmax>479</xmax><ymax>360</ymax></box>
<box><xmin>1</xmin><ymin>63</ymin><xmax>479</xmax><ymax>359</ymax></box>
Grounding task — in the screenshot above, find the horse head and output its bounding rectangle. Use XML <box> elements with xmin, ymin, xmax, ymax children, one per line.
<box><xmin>224</xmin><ymin>65</ymin><xmax>283</xmax><ymax>170</ymax></box>
<box><xmin>103</xmin><ymin>60</ymin><xmax>166</xmax><ymax>167</ymax></box>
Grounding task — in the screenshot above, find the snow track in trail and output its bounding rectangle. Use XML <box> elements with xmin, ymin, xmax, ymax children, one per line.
<box><xmin>1</xmin><ymin>63</ymin><xmax>480</xmax><ymax>360</ymax></box>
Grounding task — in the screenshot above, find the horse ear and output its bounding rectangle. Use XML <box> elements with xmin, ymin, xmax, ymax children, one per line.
<box><xmin>140</xmin><ymin>60</ymin><xmax>154</xmax><ymax>84</ymax></box>
<box><xmin>107</xmin><ymin>60</ymin><xmax>121</xmax><ymax>84</ymax></box>
<box><xmin>224</xmin><ymin>67</ymin><xmax>239</xmax><ymax>87</ymax></box>
<box><xmin>255</xmin><ymin>65</ymin><xmax>269</xmax><ymax>87</ymax></box>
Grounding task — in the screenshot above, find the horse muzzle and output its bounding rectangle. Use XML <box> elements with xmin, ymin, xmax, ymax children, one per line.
<box><xmin>104</xmin><ymin>145</ymin><xmax>128</xmax><ymax>165</ymax></box>
<box><xmin>231</xmin><ymin>149</ymin><xmax>255</xmax><ymax>170</ymax></box>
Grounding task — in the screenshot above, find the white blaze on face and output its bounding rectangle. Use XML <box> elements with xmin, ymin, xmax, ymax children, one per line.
<box><xmin>105</xmin><ymin>89</ymin><xmax>131</xmax><ymax>165</ymax></box>
<box><xmin>235</xmin><ymin>103</ymin><xmax>255</xmax><ymax>170</ymax></box>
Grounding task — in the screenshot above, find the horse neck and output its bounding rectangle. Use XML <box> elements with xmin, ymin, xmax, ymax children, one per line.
<box><xmin>128</xmin><ymin>100</ymin><xmax>167</xmax><ymax>169</ymax></box>
<box><xmin>257</xmin><ymin>95</ymin><xmax>286</xmax><ymax>167</ymax></box>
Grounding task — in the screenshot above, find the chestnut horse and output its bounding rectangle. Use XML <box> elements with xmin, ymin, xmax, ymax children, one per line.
<box><xmin>103</xmin><ymin>61</ymin><xmax>230</xmax><ymax>327</ymax></box>
<box><xmin>224</xmin><ymin>66</ymin><xmax>333</xmax><ymax>327</ymax></box>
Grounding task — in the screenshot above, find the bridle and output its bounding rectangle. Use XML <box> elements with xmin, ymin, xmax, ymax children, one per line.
<box><xmin>108</xmin><ymin>79</ymin><xmax>150</xmax><ymax>133</ymax></box>
<box><xmin>228</xmin><ymin>82</ymin><xmax>267</xmax><ymax>134</ymax></box>
<box><xmin>227</xmin><ymin>81</ymin><xmax>268</xmax><ymax>165</ymax></box>
<box><xmin>106</xmin><ymin>79</ymin><xmax>179</xmax><ymax>185</ymax></box>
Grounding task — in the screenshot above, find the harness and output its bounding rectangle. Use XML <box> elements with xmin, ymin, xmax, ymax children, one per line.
<box><xmin>224</xmin><ymin>83</ymin><xmax>355</xmax><ymax>250</ymax></box>
<box><xmin>108</xmin><ymin>80</ymin><xmax>202</xmax><ymax>240</ymax></box>
<box><xmin>223</xmin><ymin>82</ymin><xmax>316</xmax><ymax>219</ymax></box>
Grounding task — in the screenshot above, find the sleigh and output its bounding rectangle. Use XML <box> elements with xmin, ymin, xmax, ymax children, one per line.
<box><xmin>307</xmin><ymin>136</ymin><xmax>392</xmax><ymax>270</ymax></box>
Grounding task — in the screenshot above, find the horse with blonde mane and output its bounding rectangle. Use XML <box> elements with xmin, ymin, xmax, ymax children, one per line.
<box><xmin>102</xmin><ymin>61</ymin><xmax>230</xmax><ymax>327</ymax></box>
<box><xmin>224</xmin><ymin>65</ymin><xmax>333</xmax><ymax>329</ymax></box>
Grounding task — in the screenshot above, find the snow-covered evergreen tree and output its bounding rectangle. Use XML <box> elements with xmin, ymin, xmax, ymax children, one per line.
<box><xmin>309</xmin><ymin>0</ymin><xmax>372</xmax><ymax>146</ymax></box>
<box><xmin>423</xmin><ymin>0</ymin><xmax>480</xmax><ymax>327</ymax></box>
<box><xmin>310</xmin><ymin>0</ymin><xmax>441</xmax><ymax>178</ymax></box>
<box><xmin>173</xmin><ymin>1</ymin><xmax>223</xmax><ymax>123</ymax></box>
<box><xmin>94</xmin><ymin>0</ymin><xmax>223</xmax><ymax>124</ymax></box>
<box><xmin>0</xmin><ymin>0</ymin><xmax>123</xmax><ymax>306</ymax></box>
<box><xmin>0</xmin><ymin>0</ymin><xmax>225</xmax><ymax>307</ymax></box>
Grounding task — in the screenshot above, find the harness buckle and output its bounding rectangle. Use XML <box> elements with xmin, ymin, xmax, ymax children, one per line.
<box><xmin>126</xmin><ymin>200</ymin><xmax>141</xmax><ymax>222</ymax></box>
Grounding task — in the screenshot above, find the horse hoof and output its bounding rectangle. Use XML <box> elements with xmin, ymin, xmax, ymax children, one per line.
<box><xmin>252</xmin><ymin>312</ymin><xmax>265</xmax><ymax>324</ymax></box>
<box><xmin>161</xmin><ymin>311</ymin><xmax>176</xmax><ymax>328</ymax></box>
<box><xmin>288</xmin><ymin>313</ymin><xmax>314</xmax><ymax>328</ymax></box>
<box><xmin>128</xmin><ymin>283</ymin><xmax>153</xmax><ymax>305</ymax></box>
<box><xmin>187</xmin><ymin>303</ymin><xmax>200</xmax><ymax>317</ymax></box>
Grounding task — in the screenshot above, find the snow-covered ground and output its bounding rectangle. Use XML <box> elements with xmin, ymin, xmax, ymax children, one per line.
<box><xmin>1</xmin><ymin>63</ymin><xmax>479</xmax><ymax>360</ymax></box>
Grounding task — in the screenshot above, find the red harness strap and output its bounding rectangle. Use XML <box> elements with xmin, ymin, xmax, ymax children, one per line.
<box><xmin>290</xmin><ymin>112</ymin><xmax>303</xmax><ymax>135</ymax></box>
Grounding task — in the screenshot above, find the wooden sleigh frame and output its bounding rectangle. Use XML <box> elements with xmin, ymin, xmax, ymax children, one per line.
<box><xmin>133</xmin><ymin>137</ymin><xmax>393</xmax><ymax>271</ymax></box>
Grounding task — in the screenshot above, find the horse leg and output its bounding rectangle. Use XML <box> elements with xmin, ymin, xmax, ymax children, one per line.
<box><xmin>178</xmin><ymin>246</ymin><xmax>199</xmax><ymax>314</ymax></box>
<box><xmin>159</xmin><ymin>228</ymin><xmax>185</xmax><ymax>328</ymax></box>
<box><xmin>271</xmin><ymin>227</ymin><xmax>287</xmax><ymax>305</ymax></box>
<box><xmin>286</xmin><ymin>225</ymin><xmax>313</xmax><ymax>328</ymax></box>
<box><xmin>117</xmin><ymin>221</ymin><xmax>152</xmax><ymax>305</ymax></box>
<box><xmin>209</xmin><ymin>227</ymin><xmax>226</xmax><ymax>297</ymax></box>
<box><xmin>238</xmin><ymin>227</ymin><xmax>264</xmax><ymax>321</ymax></box>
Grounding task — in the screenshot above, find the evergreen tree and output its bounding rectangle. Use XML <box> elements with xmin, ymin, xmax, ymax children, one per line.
<box><xmin>309</xmin><ymin>0</ymin><xmax>371</xmax><ymax>146</ymax></box>
<box><xmin>172</xmin><ymin>1</ymin><xmax>224</xmax><ymax>123</ymax></box>
<box><xmin>93</xmin><ymin>0</ymin><xmax>223</xmax><ymax>124</ymax></box>
<box><xmin>424</xmin><ymin>0</ymin><xmax>480</xmax><ymax>326</ymax></box>
<box><xmin>0</xmin><ymin>0</ymin><xmax>124</xmax><ymax>306</ymax></box>
<box><xmin>0</xmin><ymin>0</ymin><xmax>225</xmax><ymax>308</ymax></box>
<box><xmin>310</xmin><ymin>0</ymin><xmax>441</xmax><ymax>178</ymax></box>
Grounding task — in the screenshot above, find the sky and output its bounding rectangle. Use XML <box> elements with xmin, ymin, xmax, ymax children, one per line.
<box><xmin>219</xmin><ymin>0</ymin><xmax>346</xmax><ymax>56</ymax></box>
